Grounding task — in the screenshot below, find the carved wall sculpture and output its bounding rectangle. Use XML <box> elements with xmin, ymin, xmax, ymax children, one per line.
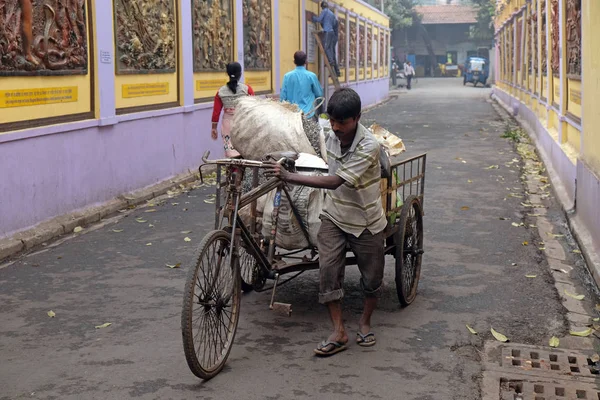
<box><xmin>358</xmin><ymin>24</ymin><xmax>364</xmax><ymax>67</ymax></box>
<box><xmin>526</xmin><ymin>12</ymin><xmax>531</xmax><ymax>74</ymax></box>
<box><xmin>379</xmin><ymin>33</ymin><xmax>385</xmax><ymax>69</ymax></box>
<box><xmin>530</xmin><ymin>7</ymin><xmax>538</xmax><ymax>74</ymax></box>
<box><xmin>242</xmin><ymin>0</ymin><xmax>271</xmax><ymax>70</ymax></box>
<box><xmin>192</xmin><ymin>0</ymin><xmax>233</xmax><ymax>72</ymax></box>
<box><xmin>114</xmin><ymin>0</ymin><xmax>176</xmax><ymax>73</ymax></box>
<box><xmin>338</xmin><ymin>17</ymin><xmax>346</xmax><ymax>67</ymax></box>
<box><xmin>516</xmin><ymin>17</ymin><xmax>522</xmax><ymax>74</ymax></box>
<box><xmin>0</xmin><ymin>0</ymin><xmax>88</xmax><ymax>76</ymax></box>
<box><xmin>349</xmin><ymin>20</ymin><xmax>357</xmax><ymax>66</ymax></box>
<box><xmin>366</xmin><ymin>26</ymin><xmax>372</xmax><ymax>67</ymax></box>
<box><xmin>565</xmin><ymin>0</ymin><xmax>581</xmax><ymax>77</ymax></box>
<box><xmin>550</xmin><ymin>0</ymin><xmax>559</xmax><ymax>75</ymax></box>
<box><xmin>541</xmin><ymin>0</ymin><xmax>547</xmax><ymax>74</ymax></box>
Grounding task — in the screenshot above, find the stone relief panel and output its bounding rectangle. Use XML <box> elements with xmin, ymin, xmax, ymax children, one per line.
<box><xmin>0</xmin><ymin>0</ymin><xmax>88</xmax><ymax>76</ymax></box>
<box><xmin>192</xmin><ymin>0</ymin><xmax>233</xmax><ymax>72</ymax></box>
<box><xmin>541</xmin><ymin>0</ymin><xmax>547</xmax><ymax>74</ymax></box>
<box><xmin>114</xmin><ymin>0</ymin><xmax>176</xmax><ymax>74</ymax></box>
<box><xmin>565</xmin><ymin>0</ymin><xmax>581</xmax><ymax>77</ymax></box>
<box><xmin>379</xmin><ymin>33</ymin><xmax>384</xmax><ymax>69</ymax></box>
<box><xmin>358</xmin><ymin>23</ymin><xmax>364</xmax><ymax>67</ymax></box>
<box><xmin>550</xmin><ymin>0</ymin><xmax>559</xmax><ymax>75</ymax></box>
<box><xmin>242</xmin><ymin>0</ymin><xmax>271</xmax><ymax>70</ymax></box>
<box><xmin>338</xmin><ymin>16</ymin><xmax>346</xmax><ymax>67</ymax></box>
<box><xmin>366</xmin><ymin>26</ymin><xmax>372</xmax><ymax>67</ymax></box>
<box><xmin>349</xmin><ymin>20</ymin><xmax>356</xmax><ymax>66</ymax></box>
<box><xmin>529</xmin><ymin>7</ymin><xmax>538</xmax><ymax>74</ymax></box>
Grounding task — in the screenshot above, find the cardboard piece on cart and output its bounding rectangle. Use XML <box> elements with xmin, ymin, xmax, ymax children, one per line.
<box><xmin>369</xmin><ymin>123</ymin><xmax>406</xmax><ymax>157</ymax></box>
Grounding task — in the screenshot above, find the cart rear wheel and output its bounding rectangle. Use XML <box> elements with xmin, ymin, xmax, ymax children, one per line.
<box><xmin>394</xmin><ymin>196</ymin><xmax>424</xmax><ymax>307</ymax></box>
<box><xmin>181</xmin><ymin>230</ymin><xmax>241</xmax><ymax>380</ymax></box>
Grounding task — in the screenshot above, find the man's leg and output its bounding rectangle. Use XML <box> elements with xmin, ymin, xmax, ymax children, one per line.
<box><xmin>324</xmin><ymin>32</ymin><xmax>340</xmax><ymax>76</ymax></box>
<box><xmin>349</xmin><ymin>229</ymin><xmax>385</xmax><ymax>342</ymax></box>
<box><xmin>317</xmin><ymin>218</ymin><xmax>349</xmax><ymax>352</ymax></box>
<box><xmin>407</xmin><ymin>75</ymin><xmax>412</xmax><ymax>90</ymax></box>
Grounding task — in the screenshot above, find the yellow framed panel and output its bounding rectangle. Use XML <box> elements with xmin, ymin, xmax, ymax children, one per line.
<box><xmin>0</xmin><ymin>0</ymin><xmax>94</xmax><ymax>132</ymax></box>
<box><xmin>358</xmin><ymin>20</ymin><xmax>365</xmax><ymax>79</ymax></box>
<box><xmin>349</xmin><ymin>17</ymin><xmax>357</xmax><ymax>81</ymax></box>
<box><xmin>192</xmin><ymin>0</ymin><xmax>236</xmax><ymax>101</ymax></box>
<box><xmin>366</xmin><ymin>25</ymin><xmax>372</xmax><ymax>79</ymax></box>
<box><xmin>113</xmin><ymin>0</ymin><xmax>179</xmax><ymax>112</ymax></box>
<box><xmin>338</xmin><ymin>14</ymin><xmax>347</xmax><ymax>79</ymax></box>
<box><xmin>241</xmin><ymin>0</ymin><xmax>274</xmax><ymax>94</ymax></box>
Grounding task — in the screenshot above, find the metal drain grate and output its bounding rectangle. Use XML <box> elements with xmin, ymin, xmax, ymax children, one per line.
<box><xmin>502</xmin><ymin>347</ymin><xmax>600</xmax><ymax>378</ymax></box>
<box><xmin>500</xmin><ymin>378</ymin><xmax>600</xmax><ymax>400</ymax></box>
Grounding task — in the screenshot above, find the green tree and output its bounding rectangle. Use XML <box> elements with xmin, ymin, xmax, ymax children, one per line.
<box><xmin>384</xmin><ymin>0</ymin><xmax>419</xmax><ymax>30</ymax></box>
<box><xmin>469</xmin><ymin>0</ymin><xmax>496</xmax><ymax>40</ymax></box>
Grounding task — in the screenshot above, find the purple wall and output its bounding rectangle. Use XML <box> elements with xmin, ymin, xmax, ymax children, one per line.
<box><xmin>0</xmin><ymin>108</ymin><xmax>221</xmax><ymax>237</ymax></box>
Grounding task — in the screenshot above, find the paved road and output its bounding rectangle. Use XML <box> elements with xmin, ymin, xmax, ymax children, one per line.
<box><xmin>0</xmin><ymin>78</ymin><xmax>583</xmax><ymax>400</ymax></box>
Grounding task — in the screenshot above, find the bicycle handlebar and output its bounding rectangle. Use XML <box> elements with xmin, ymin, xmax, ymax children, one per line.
<box><xmin>201</xmin><ymin>151</ymin><xmax>295</xmax><ymax>169</ymax></box>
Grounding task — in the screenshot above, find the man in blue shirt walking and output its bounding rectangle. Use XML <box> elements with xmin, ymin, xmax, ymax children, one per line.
<box><xmin>312</xmin><ymin>1</ymin><xmax>340</xmax><ymax>77</ymax></box>
<box><xmin>280</xmin><ymin>51</ymin><xmax>323</xmax><ymax>119</ymax></box>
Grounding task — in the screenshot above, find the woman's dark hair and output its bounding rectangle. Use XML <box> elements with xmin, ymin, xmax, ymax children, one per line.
<box><xmin>226</xmin><ymin>62</ymin><xmax>242</xmax><ymax>93</ymax></box>
<box><xmin>327</xmin><ymin>88</ymin><xmax>361</xmax><ymax>120</ymax></box>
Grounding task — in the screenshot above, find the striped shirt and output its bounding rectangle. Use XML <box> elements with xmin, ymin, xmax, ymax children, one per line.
<box><xmin>322</xmin><ymin>124</ymin><xmax>387</xmax><ymax>237</ymax></box>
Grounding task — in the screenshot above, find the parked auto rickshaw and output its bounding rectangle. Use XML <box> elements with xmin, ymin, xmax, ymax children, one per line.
<box><xmin>463</xmin><ymin>57</ymin><xmax>489</xmax><ymax>87</ymax></box>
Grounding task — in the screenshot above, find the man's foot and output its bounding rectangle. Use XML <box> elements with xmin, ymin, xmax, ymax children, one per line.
<box><xmin>356</xmin><ymin>331</ymin><xmax>376</xmax><ymax>347</ymax></box>
<box><xmin>314</xmin><ymin>332</ymin><xmax>348</xmax><ymax>357</ymax></box>
<box><xmin>314</xmin><ymin>340</ymin><xmax>347</xmax><ymax>356</ymax></box>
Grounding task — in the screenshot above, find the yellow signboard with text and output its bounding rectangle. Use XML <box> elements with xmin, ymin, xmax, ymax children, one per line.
<box><xmin>122</xmin><ymin>83</ymin><xmax>169</xmax><ymax>99</ymax></box>
<box><xmin>0</xmin><ymin>87</ymin><xmax>78</xmax><ymax>108</ymax></box>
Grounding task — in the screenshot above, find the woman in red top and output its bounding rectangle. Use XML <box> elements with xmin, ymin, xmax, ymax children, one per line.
<box><xmin>211</xmin><ymin>62</ymin><xmax>255</xmax><ymax>158</ymax></box>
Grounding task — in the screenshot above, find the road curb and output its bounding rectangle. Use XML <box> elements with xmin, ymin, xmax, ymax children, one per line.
<box><xmin>0</xmin><ymin>167</ymin><xmax>211</xmax><ymax>264</ymax></box>
<box><xmin>491</xmin><ymin>92</ymin><xmax>600</xmax><ymax>291</ymax></box>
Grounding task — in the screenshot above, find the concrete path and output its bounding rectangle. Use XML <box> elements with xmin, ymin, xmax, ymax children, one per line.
<box><xmin>1</xmin><ymin>78</ymin><xmax>597</xmax><ymax>400</ymax></box>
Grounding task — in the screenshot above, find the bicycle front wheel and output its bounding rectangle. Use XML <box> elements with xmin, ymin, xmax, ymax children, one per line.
<box><xmin>181</xmin><ymin>230</ymin><xmax>241</xmax><ymax>380</ymax></box>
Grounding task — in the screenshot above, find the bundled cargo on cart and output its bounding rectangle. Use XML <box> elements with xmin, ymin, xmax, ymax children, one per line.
<box><xmin>230</xmin><ymin>97</ymin><xmax>406</xmax><ymax>251</ymax></box>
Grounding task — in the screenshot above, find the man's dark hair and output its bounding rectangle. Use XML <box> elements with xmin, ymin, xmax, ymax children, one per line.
<box><xmin>327</xmin><ymin>88</ymin><xmax>361</xmax><ymax>120</ymax></box>
<box><xmin>294</xmin><ymin>51</ymin><xmax>307</xmax><ymax>66</ymax></box>
<box><xmin>321</xmin><ymin>1</ymin><xmax>328</xmax><ymax>8</ymax></box>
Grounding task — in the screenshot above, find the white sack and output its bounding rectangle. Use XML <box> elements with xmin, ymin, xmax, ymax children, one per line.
<box><xmin>262</xmin><ymin>171</ymin><xmax>325</xmax><ymax>250</ymax></box>
<box><xmin>231</xmin><ymin>97</ymin><xmax>317</xmax><ymax>160</ymax></box>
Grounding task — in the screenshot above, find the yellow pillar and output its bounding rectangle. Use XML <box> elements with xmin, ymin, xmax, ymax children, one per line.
<box><xmin>582</xmin><ymin>0</ymin><xmax>600</xmax><ymax>173</ymax></box>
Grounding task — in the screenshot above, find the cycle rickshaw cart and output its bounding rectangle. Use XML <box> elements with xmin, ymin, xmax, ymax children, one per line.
<box><xmin>181</xmin><ymin>150</ymin><xmax>426</xmax><ymax>380</ymax></box>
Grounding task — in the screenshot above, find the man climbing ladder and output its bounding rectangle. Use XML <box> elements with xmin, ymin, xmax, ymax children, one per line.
<box><xmin>313</xmin><ymin>1</ymin><xmax>340</xmax><ymax>78</ymax></box>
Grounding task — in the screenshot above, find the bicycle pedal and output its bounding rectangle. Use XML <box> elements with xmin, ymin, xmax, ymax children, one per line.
<box><xmin>270</xmin><ymin>302</ymin><xmax>292</xmax><ymax>317</ymax></box>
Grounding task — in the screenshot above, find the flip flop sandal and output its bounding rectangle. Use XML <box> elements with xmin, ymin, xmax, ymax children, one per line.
<box><xmin>313</xmin><ymin>340</ymin><xmax>348</xmax><ymax>357</ymax></box>
<box><xmin>356</xmin><ymin>332</ymin><xmax>376</xmax><ymax>347</ymax></box>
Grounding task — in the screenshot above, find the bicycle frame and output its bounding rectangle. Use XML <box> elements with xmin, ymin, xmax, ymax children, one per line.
<box><xmin>200</xmin><ymin>152</ymin><xmax>317</xmax><ymax>283</ymax></box>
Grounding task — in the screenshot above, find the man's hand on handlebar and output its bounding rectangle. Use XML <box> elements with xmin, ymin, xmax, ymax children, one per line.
<box><xmin>264</xmin><ymin>161</ymin><xmax>291</xmax><ymax>182</ymax></box>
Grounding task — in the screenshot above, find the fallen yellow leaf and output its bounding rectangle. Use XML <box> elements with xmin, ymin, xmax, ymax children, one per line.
<box><xmin>549</xmin><ymin>336</ymin><xmax>559</xmax><ymax>348</ymax></box>
<box><xmin>166</xmin><ymin>263</ymin><xmax>181</xmax><ymax>269</ymax></box>
<box><xmin>570</xmin><ymin>328</ymin><xmax>592</xmax><ymax>337</ymax></box>
<box><xmin>522</xmin><ymin>241</ymin><xmax>529</xmax><ymax>246</ymax></box>
<box><xmin>184</xmin><ymin>237</ymin><xmax>192</xmax><ymax>242</ymax></box>
<box><xmin>112</xmin><ymin>229</ymin><xmax>124</xmax><ymax>233</ymax></box>
<box><xmin>73</xmin><ymin>226</ymin><xmax>83</xmax><ymax>233</ymax></box>
<box><xmin>466</xmin><ymin>325</ymin><xmax>478</xmax><ymax>335</ymax></box>
<box><xmin>145</xmin><ymin>209</ymin><xmax>157</xmax><ymax>213</ymax></box>
<box><xmin>573</xmin><ymin>250</ymin><xmax>582</xmax><ymax>254</ymax></box>
<box><xmin>146</xmin><ymin>243</ymin><xmax>152</xmax><ymax>246</ymax></box>
<box><xmin>95</xmin><ymin>322</ymin><xmax>112</xmax><ymax>329</ymax></box>
<box><xmin>491</xmin><ymin>328</ymin><xmax>509</xmax><ymax>342</ymax></box>
<box><xmin>564</xmin><ymin>289</ymin><xmax>585</xmax><ymax>300</ymax></box>
<box><xmin>461</xmin><ymin>206</ymin><xmax>470</xmax><ymax>211</ymax></box>
<box><xmin>180</xmin><ymin>231</ymin><xmax>192</xmax><ymax>234</ymax></box>
<box><xmin>136</xmin><ymin>219</ymin><xmax>147</xmax><ymax>223</ymax></box>
<box><xmin>47</xmin><ymin>310</ymin><xmax>56</xmax><ymax>318</ymax></box>
<box><xmin>525</xmin><ymin>274</ymin><xmax>537</xmax><ymax>278</ymax></box>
